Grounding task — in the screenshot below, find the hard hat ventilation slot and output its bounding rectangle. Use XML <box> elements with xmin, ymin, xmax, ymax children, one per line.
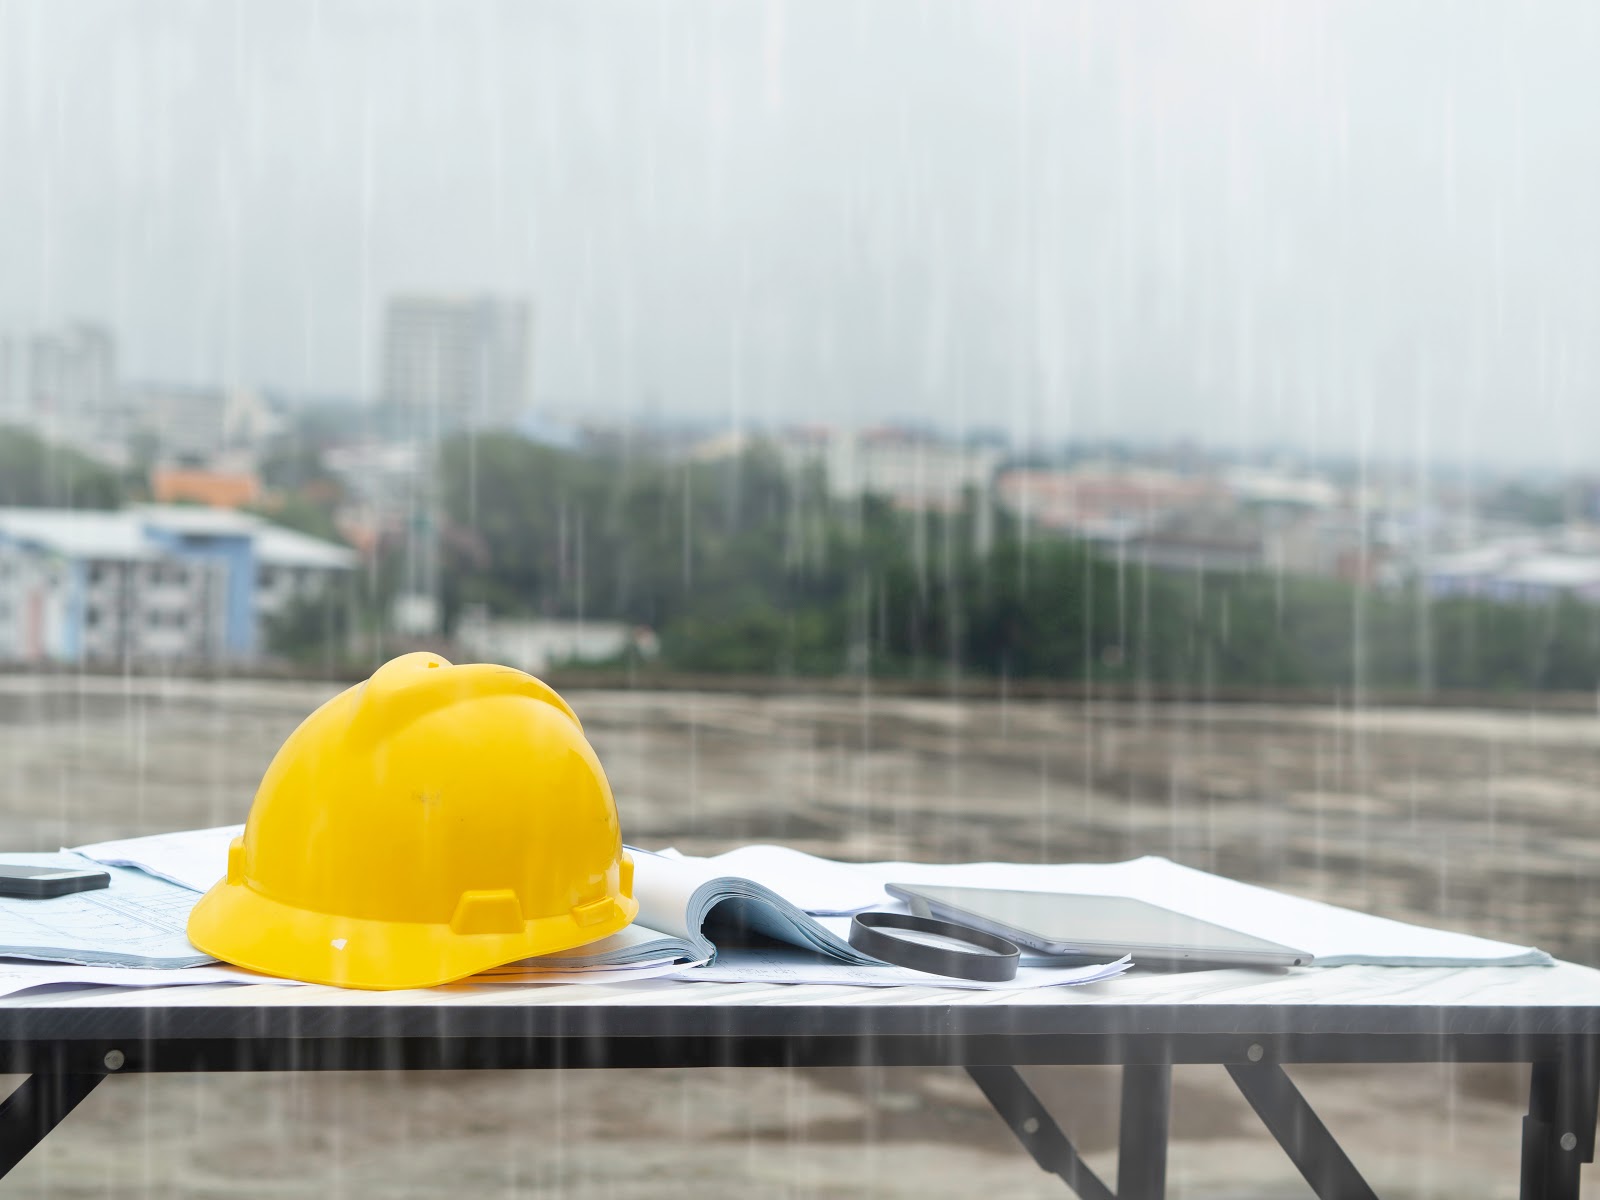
<box><xmin>449</xmin><ymin>889</ymin><xmax>525</xmax><ymax>936</ymax></box>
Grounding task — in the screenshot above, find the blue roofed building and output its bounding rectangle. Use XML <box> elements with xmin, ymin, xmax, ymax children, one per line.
<box><xmin>0</xmin><ymin>506</ymin><xmax>357</xmax><ymax>664</ymax></box>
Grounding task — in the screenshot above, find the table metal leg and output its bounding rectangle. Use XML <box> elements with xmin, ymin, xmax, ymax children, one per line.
<box><xmin>1226</xmin><ymin>1063</ymin><xmax>1377</xmax><ymax>1200</ymax></box>
<box><xmin>1521</xmin><ymin>1056</ymin><xmax>1598</xmax><ymax>1200</ymax></box>
<box><xmin>1117</xmin><ymin>1064</ymin><xmax>1170</xmax><ymax>1200</ymax></box>
<box><xmin>966</xmin><ymin>1065</ymin><xmax>1116</xmax><ymax>1200</ymax></box>
<box><xmin>0</xmin><ymin>1073</ymin><xmax>105</xmax><ymax>1179</ymax></box>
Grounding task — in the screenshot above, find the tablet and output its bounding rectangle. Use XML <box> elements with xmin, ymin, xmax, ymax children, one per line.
<box><xmin>884</xmin><ymin>882</ymin><xmax>1313</xmax><ymax>968</ymax></box>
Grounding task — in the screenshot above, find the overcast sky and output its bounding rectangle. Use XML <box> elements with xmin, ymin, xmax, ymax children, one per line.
<box><xmin>2</xmin><ymin>1</ymin><xmax>1598</xmax><ymax>467</ymax></box>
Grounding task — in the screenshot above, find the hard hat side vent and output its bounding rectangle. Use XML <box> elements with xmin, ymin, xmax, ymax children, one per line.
<box><xmin>449</xmin><ymin>890</ymin><xmax>525</xmax><ymax>936</ymax></box>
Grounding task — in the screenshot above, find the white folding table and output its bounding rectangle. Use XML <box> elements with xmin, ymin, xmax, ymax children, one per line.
<box><xmin>0</xmin><ymin>961</ymin><xmax>1594</xmax><ymax>1199</ymax></box>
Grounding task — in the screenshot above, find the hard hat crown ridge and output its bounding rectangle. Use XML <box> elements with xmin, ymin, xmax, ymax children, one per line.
<box><xmin>346</xmin><ymin>652</ymin><xmax>585</xmax><ymax>744</ymax></box>
<box><xmin>187</xmin><ymin>652</ymin><xmax>638</xmax><ymax>989</ymax></box>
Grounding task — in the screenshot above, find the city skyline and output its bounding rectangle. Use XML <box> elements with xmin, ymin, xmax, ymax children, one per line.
<box><xmin>3</xmin><ymin>2</ymin><xmax>1599</xmax><ymax>470</ymax></box>
<box><xmin>0</xmin><ymin>309</ymin><xmax>1594</xmax><ymax>485</ymax></box>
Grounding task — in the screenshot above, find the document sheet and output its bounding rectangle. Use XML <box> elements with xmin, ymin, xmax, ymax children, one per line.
<box><xmin>0</xmin><ymin>962</ymin><xmax>292</xmax><ymax>998</ymax></box>
<box><xmin>73</xmin><ymin>825</ymin><xmax>242</xmax><ymax>894</ymax></box>
<box><xmin>675</xmin><ymin>949</ymin><xmax>1132</xmax><ymax>990</ymax></box>
<box><xmin>0</xmin><ymin>853</ymin><xmax>219</xmax><ymax>967</ymax></box>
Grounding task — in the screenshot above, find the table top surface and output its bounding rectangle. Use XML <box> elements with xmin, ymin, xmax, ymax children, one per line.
<box><xmin>0</xmin><ymin>961</ymin><xmax>1596</xmax><ymax>1046</ymax></box>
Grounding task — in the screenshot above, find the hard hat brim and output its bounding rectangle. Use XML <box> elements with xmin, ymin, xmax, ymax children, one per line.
<box><xmin>187</xmin><ymin>878</ymin><xmax>640</xmax><ymax>990</ymax></box>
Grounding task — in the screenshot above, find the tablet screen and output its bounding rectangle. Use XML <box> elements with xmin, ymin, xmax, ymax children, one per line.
<box><xmin>888</xmin><ymin>883</ymin><xmax>1311</xmax><ymax>964</ymax></box>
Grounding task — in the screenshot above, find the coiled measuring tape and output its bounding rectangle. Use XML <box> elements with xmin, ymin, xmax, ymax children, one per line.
<box><xmin>848</xmin><ymin>911</ymin><xmax>1021</xmax><ymax>982</ymax></box>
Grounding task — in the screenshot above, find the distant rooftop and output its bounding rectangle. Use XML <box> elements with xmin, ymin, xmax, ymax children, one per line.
<box><xmin>0</xmin><ymin>509</ymin><xmax>156</xmax><ymax>561</ymax></box>
<box><xmin>0</xmin><ymin>507</ymin><xmax>355</xmax><ymax>570</ymax></box>
<box><xmin>1496</xmin><ymin>555</ymin><xmax>1600</xmax><ymax>590</ymax></box>
<box><xmin>129</xmin><ymin>503</ymin><xmax>261</xmax><ymax>537</ymax></box>
<box><xmin>252</xmin><ymin>524</ymin><xmax>359</xmax><ymax>570</ymax></box>
<box><xmin>151</xmin><ymin>468</ymin><xmax>261</xmax><ymax>509</ymax></box>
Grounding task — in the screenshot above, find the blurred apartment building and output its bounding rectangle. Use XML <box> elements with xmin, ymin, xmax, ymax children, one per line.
<box><xmin>772</xmin><ymin>425</ymin><xmax>1003</xmax><ymax>513</ymax></box>
<box><xmin>0</xmin><ymin>324</ymin><xmax>119</xmax><ymax>456</ymax></box>
<box><xmin>378</xmin><ymin>294</ymin><xmax>534</xmax><ymax>637</ymax></box>
<box><xmin>124</xmin><ymin>384</ymin><xmax>289</xmax><ymax>465</ymax></box>
<box><xmin>380</xmin><ymin>295</ymin><xmax>534</xmax><ymax>433</ymax></box>
<box><xmin>0</xmin><ymin>506</ymin><xmax>355</xmax><ymax>664</ymax></box>
<box><xmin>0</xmin><ymin>322</ymin><xmax>291</xmax><ymax>474</ymax></box>
<box><xmin>1423</xmin><ymin>533</ymin><xmax>1600</xmax><ymax>604</ymax></box>
<box><xmin>687</xmin><ymin>424</ymin><xmax>1003</xmax><ymax>558</ymax></box>
<box><xmin>995</xmin><ymin>462</ymin><xmax>1393</xmax><ymax>582</ymax></box>
<box><xmin>995</xmin><ymin>464</ymin><xmax>1221</xmax><ymax>542</ymax></box>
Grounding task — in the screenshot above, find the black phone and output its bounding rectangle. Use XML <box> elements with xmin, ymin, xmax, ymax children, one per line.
<box><xmin>0</xmin><ymin>864</ymin><xmax>111</xmax><ymax>899</ymax></box>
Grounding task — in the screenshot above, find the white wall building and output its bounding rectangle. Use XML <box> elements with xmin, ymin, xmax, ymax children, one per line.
<box><xmin>453</xmin><ymin>610</ymin><xmax>653</xmax><ymax>674</ymax></box>
<box><xmin>775</xmin><ymin>427</ymin><xmax>1002</xmax><ymax>512</ymax></box>
<box><xmin>0</xmin><ymin>507</ymin><xmax>357</xmax><ymax>665</ymax></box>
<box><xmin>254</xmin><ymin>523</ymin><xmax>364</xmax><ymax>623</ymax></box>
<box><xmin>1421</xmin><ymin>538</ymin><xmax>1600</xmax><ymax>604</ymax></box>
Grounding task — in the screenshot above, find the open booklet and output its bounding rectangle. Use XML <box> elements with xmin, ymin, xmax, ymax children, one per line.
<box><xmin>70</xmin><ymin>829</ymin><xmax>1131</xmax><ymax>989</ymax></box>
<box><xmin>544</xmin><ymin>845</ymin><xmax>889</xmax><ymax>968</ymax></box>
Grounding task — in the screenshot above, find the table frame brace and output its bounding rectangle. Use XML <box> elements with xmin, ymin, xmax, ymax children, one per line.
<box><xmin>965</xmin><ymin>1064</ymin><xmax>1172</xmax><ymax>1200</ymax></box>
<box><xmin>0</xmin><ymin>1072</ymin><xmax>105</xmax><ymax>1179</ymax></box>
<box><xmin>1226</xmin><ymin>1062</ymin><xmax>1378</xmax><ymax>1200</ymax></box>
<box><xmin>1521</xmin><ymin>1049</ymin><xmax>1600</xmax><ymax>1200</ymax></box>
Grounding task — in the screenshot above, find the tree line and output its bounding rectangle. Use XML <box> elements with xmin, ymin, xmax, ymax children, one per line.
<box><xmin>439</xmin><ymin>433</ymin><xmax>1600</xmax><ymax>694</ymax></box>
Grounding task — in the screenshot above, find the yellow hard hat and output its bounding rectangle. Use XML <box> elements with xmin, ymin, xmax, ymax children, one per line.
<box><xmin>187</xmin><ymin>652</ymin><xmax>638</xmax><ymax>989</ymax></box>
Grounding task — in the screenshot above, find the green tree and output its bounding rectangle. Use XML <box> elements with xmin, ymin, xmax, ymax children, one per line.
<box><xmin>431</xmin><ymin>431</ymin><xmax>1600</xmax><ymax>696</ymax></box>
<box><xmin>0</xmin><ymin>426</ymin><xmax>123</xmax><ymax>509</ymax></box>
<box><xmin>264</xmin><ymin>587</ymin><xmax>352</xmax><ymax>667</ymax></box>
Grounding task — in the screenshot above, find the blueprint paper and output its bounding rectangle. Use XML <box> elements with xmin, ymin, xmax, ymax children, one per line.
<box><xmin>72</xmin><ymin>825</ymin><xmax>242</xmax><ymax>893</ymax></box>
<box><xmin>0</xmin><ymin>854</ymin><xmax>213</xmax><ymax>967</ymax></box>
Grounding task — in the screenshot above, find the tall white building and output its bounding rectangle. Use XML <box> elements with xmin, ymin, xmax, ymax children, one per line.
<box><xmin>26</xmin><ymin>324</ymin><xmax>116</xmax><ymax>429</ymax></box>
<box><xmin>378</xmin><ymin>294</ymin><xmax>532</xmax><ymax>637</ymax></box>
<box><xmin>0</xmin><ymin>324</ymin><xmax>120</xmax><ymax>451</ymax></box>
<box><xmin>380</xmin><ymin>296</ymin><xmax>533</xmax><ymax>433</ymax></box>
<box><xmin>0</xmin><ymin>337</ymin><xmax>19</xmax><ymax>421</ymax></box>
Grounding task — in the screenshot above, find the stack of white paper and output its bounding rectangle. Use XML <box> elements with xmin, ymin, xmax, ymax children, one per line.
<box><xmin>0</xmin><ymin>962</ymin><xmax>281</xmax><ymax>999</ymax></box>
<box><xmin>73</xmin><ymin>825</ymin><xmax>240</xmax><ymax>893</ymax></box>
<box><xmin>0</xmin><ymin>853</ymin><xmax>217</xmax><ymax>968</ymax></box>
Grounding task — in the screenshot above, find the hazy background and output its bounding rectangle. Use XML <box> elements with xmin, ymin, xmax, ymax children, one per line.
<box><xmin>3</xmin><ymin>0</ymin><xmax>1599</xmax><ymax>464</ymax></box>
<box><xmin>3</xmin><ymin>8</ymin><xmax>1600</xmax><ymax>1195</ymax></box>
